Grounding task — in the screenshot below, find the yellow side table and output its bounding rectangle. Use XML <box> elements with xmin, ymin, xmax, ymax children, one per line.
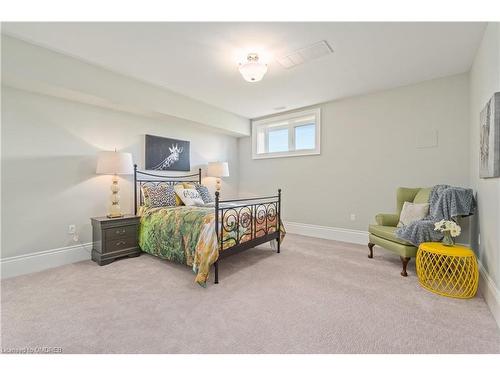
<box><xmin>416</xmin><ymin>242</ymin><xmax>478</xmax><ymax>299</ymax></box>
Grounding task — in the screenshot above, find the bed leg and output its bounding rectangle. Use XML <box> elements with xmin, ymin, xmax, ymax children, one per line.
<box><xmin>276</xmin><ymin>238</ymin><xmax>280</xmax><ymax>253</ymax></box>
<box><xmin>214</xmin><ymin>261</ymin><xmax>219</xmax><ymax>284</ymax></box>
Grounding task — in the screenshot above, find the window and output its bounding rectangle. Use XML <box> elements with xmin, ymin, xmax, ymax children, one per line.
<box><xmin>268</xmin><ymin>128</ymin><xmax>289</xmax><ymax>153</ymax></box>
<box><xmin>252</xmin><ymin>108</ymin><xmax>320</xmax><ymax>159</ymax></box>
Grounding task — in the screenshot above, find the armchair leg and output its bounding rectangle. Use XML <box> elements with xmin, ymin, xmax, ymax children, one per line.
<box><xmin>400</xmin><ymin>256</ymin><xmax>410</xmax><ymax>277</ymax></box>
<box><xmin>368</xmin><ymin>243</ymin><xmax>375</xmax><ymax>258</ymax></box>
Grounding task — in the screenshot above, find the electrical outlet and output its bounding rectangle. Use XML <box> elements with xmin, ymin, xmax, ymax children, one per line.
<box><xmin>68</xmin><ymin>224</ymin><xmax>76</xmax><ymax>234</ymax></box>
<box><xmin>350</xmin><ymin>214</ymin><xmax>356</xmax><ymax>221</ymax></box>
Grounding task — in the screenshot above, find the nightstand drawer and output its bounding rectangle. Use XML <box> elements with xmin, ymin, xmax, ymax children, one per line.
<box><xmin>105</xmin><ymin>225</ymin><xmax>138</xmax><ymax>240</ymax></box>
<box><xmin>105</xmin><ymin>236</ymin><xmax>138</xmax><ymax>253</ymax></box>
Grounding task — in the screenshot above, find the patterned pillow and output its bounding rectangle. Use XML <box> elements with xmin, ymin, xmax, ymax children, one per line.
<box><xmin>196</xmin><ymin>184</ymin><xmax>214</xmax><ymax>204</ymax></box>
<box><xmin>141</xmin><ymin>184</ymin><xmax>177</xmax><ymax>208</ymax></box>
<box><xmin>183</xmin><ymin>182</ymin><xmax>214</xmax><ymax>204</ymax></box>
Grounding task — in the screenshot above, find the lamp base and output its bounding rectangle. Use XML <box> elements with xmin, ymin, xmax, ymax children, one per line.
<box><xmin>106</xmin><ymin>213</ymin><xmax>124</xmax><ymax>218</ymax></box>
<box><xmin>107</xmin><ymin>175</ymin><xmax>123</xmax><ymax>218</ymax></box>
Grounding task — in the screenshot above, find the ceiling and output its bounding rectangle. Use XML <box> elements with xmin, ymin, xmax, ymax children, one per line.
<box><xmin>2</xmin><ymin>22</ymin><xmax>486</xmax><ymax>119</ymax></box>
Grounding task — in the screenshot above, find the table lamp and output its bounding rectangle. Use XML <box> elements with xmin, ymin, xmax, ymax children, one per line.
<box><xmin>207</xmin><ymin>161</ymin><xmax>229</xmax><ymax>192</ymax></box>
<box><xmin>96</xmin><ymin>150</ymin><xmax>134</xmax><ymax>218</ymax></box>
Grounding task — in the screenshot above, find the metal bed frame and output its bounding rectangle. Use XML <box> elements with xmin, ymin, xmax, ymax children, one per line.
<box><xmin>133</xmin><ymin>165</ymin><xmax>281</xmax><ymax>284</ymax></box>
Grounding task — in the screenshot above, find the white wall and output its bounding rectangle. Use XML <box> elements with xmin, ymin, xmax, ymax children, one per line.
<box><xmin>1</xmin><ymin>86</ymin><xmax>239</xmax><ymax>259</ymax></box>
<box><xmin>469</xmin><ymin>23</ymin><xmax>500</xmax><ymax>318</ymax></box>
<box><xmin>239</xmin><ymin>74</ymin><xmax>471</xmax><ymax>237</ymax></box>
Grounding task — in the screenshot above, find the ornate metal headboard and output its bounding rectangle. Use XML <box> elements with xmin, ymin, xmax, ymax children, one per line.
<box><xmin>133</xmin><ymin>164</ymin><xmax>201</xmax><ymax>215</ymax></box>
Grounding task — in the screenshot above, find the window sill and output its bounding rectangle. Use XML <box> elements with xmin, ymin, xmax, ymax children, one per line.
<box><xmin>252</xmin><ymin>150</ymin><xmax>321</xmax><ymax>160</ymax></box>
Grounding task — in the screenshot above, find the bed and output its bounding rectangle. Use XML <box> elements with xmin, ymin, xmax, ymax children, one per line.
<box><xmin>134</xmin><ymin>165</ymin><xmax>284</xmax><ymax>286</ymax></box>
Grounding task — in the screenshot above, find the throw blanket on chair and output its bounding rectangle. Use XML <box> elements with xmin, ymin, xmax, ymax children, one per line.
<box><xmin>395</xmin><ymin>185</ymin><xmax>475</xmax><ymax>246</ymax></box>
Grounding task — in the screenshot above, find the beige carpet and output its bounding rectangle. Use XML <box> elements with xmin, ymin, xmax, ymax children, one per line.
<box><xmin>1</xmin><ymin>234</ymin><xmax>499</xmax><ymax>354</ymax></box>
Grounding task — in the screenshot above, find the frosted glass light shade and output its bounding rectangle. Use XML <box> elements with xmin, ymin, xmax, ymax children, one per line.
<box><xmin>238</xmin><ymin>53</ymin><xmax>267</xmax><ymax>82</ymax></box>
<box><xmin>207</xmin><ymin>161</ymin><xmax>229</xmax><ymax>177</ymax></box>
<box><xmin>96</xmin><ymin>151</ymin><xmax>134</xmax><ymax>175</ymax></box>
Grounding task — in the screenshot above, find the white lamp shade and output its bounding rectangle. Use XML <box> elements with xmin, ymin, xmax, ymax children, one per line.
<box><xmin>96</xmin><ymin>151</ymin><xmax>134</xmax><ymax>175</ymax></box>
<box><xmin>239</xmin><ymin>61</ymin><xmax>268</xmax><ymax>82</ymax></box>
<box><xmin>207</xmin><ymin>161</ymin><xmax>229</xmax><ymax>178</ymax></box>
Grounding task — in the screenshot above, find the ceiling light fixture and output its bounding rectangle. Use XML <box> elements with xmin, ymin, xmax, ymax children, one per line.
<box><xmin>238</xmin><ymin>53</ymin><xmax>267</xmax><ymax>83</ymax></box>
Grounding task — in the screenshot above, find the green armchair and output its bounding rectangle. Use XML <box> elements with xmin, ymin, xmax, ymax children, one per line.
<box><xmin>368</xmin><ymin>187</ymin><xmax>432</xmax><ymax>276</ymax></box>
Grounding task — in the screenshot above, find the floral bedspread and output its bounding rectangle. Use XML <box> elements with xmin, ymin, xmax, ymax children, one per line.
<box><xmin>138</xmin><ymin>205</ymin><xmax>285</xmax><ymax>287</ymax></box>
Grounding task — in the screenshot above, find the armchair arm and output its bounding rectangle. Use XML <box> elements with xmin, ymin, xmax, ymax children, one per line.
<box><xmin>375</xmin><ymin>213</ymin><xmax>400</xmax><ymax>227</ymax></box>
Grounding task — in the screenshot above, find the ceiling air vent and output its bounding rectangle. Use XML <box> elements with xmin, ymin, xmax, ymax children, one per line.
<box><xmin>276</xmin><ymin>40</ymin><xmax>333</xmax><ymax>69</ymax></box>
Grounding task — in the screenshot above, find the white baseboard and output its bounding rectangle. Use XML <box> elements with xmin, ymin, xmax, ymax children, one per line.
<box><xmin>478</xmin><ymin>261</ymin><xmax>500</xmax><ymax>329</ymax></box>
<box><xmin>284</xmin><ymin>221</ymin><xmax>369</xmax><ymax>245</ymax></box>
<box><xmin>1</xmin><ymin>242</ymin><xmax>92</xmax><ymax>279</ymax></box>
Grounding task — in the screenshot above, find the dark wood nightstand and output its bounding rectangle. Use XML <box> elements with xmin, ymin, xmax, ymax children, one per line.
<box><xmin>91</xmin><ymin>215</ymin><xmax>141</xmax><ymax>266</ymax></box>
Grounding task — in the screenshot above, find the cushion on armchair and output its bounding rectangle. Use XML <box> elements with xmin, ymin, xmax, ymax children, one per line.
<box><xmin>368</xmin><ymin>225</ymin><xmax>413</xmax><ymax>246</ymax></box>
<box><xmin>375</xmin><ymin>213</ymin><xmax>399</xmax><ymax>226</ymax></box>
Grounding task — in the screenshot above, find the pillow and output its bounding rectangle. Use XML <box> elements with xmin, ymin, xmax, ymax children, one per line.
<box><xmin>397</xmin><ymin>201</ymin><xmax>430</xmax><ymax>227</ymax></box>
<box><xmin>173</xmin><ymin>183</ymin><xmax>185</xmax><ymax>206</ymax></box>
<box><xmin>182</xmin><ymin>182</ymin><xmax>214</xmax><ymax>204</ymax></box>
<box><xmin>195</xmin><ymin>184</ymin><xmax>214</xmax><ymax>204</ymax></box>
<box><xmin>174</xmin><ymin>185</ymin><xmax>205</xmax><ymax>206</ymax></box>
<box><xmin>141</xmin><ymin>184</ymin><xmax>177</xmax><ymax>208</ymax></box>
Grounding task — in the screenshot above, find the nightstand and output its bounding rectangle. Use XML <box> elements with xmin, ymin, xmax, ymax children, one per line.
<box><xmin>91</xmin><ymin>215</ymin><xmax>141</xmax><ymax>266</ymax></box>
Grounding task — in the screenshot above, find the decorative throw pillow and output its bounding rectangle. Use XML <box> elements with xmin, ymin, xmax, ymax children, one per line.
<box><xmin>174</xmin><ymin>185</ymin><xmax>205</xmax><ymax>206</ymax></box>
<box><xmin>397</xmin><ymin>201</ymin><xmax>430</xmax><ymax>227</ymax></box>
<box><xmin>182</xmin><ymin>182</ymin><xmax>214</xmax><ymax>203</ymax></box>
<box><xmin>172</xmin><ymin>183</ymin><xmax>185</xmax><ymax>206</ymax></box>
<box><xmin>195</xmin><ymin>184</ymin><xmax>214</xmax><ymax>203</ymax></box>
<box><xmin>141</xmin><ymin>184</ymin><xmax>177</xmax><ymax>208</ymax></box>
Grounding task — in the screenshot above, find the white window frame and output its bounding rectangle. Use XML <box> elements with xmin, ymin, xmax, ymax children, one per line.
<box><xmin>251</xmin><ymin>108</ymin><xmax>321</xmax><ymax>159</ymax></box>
